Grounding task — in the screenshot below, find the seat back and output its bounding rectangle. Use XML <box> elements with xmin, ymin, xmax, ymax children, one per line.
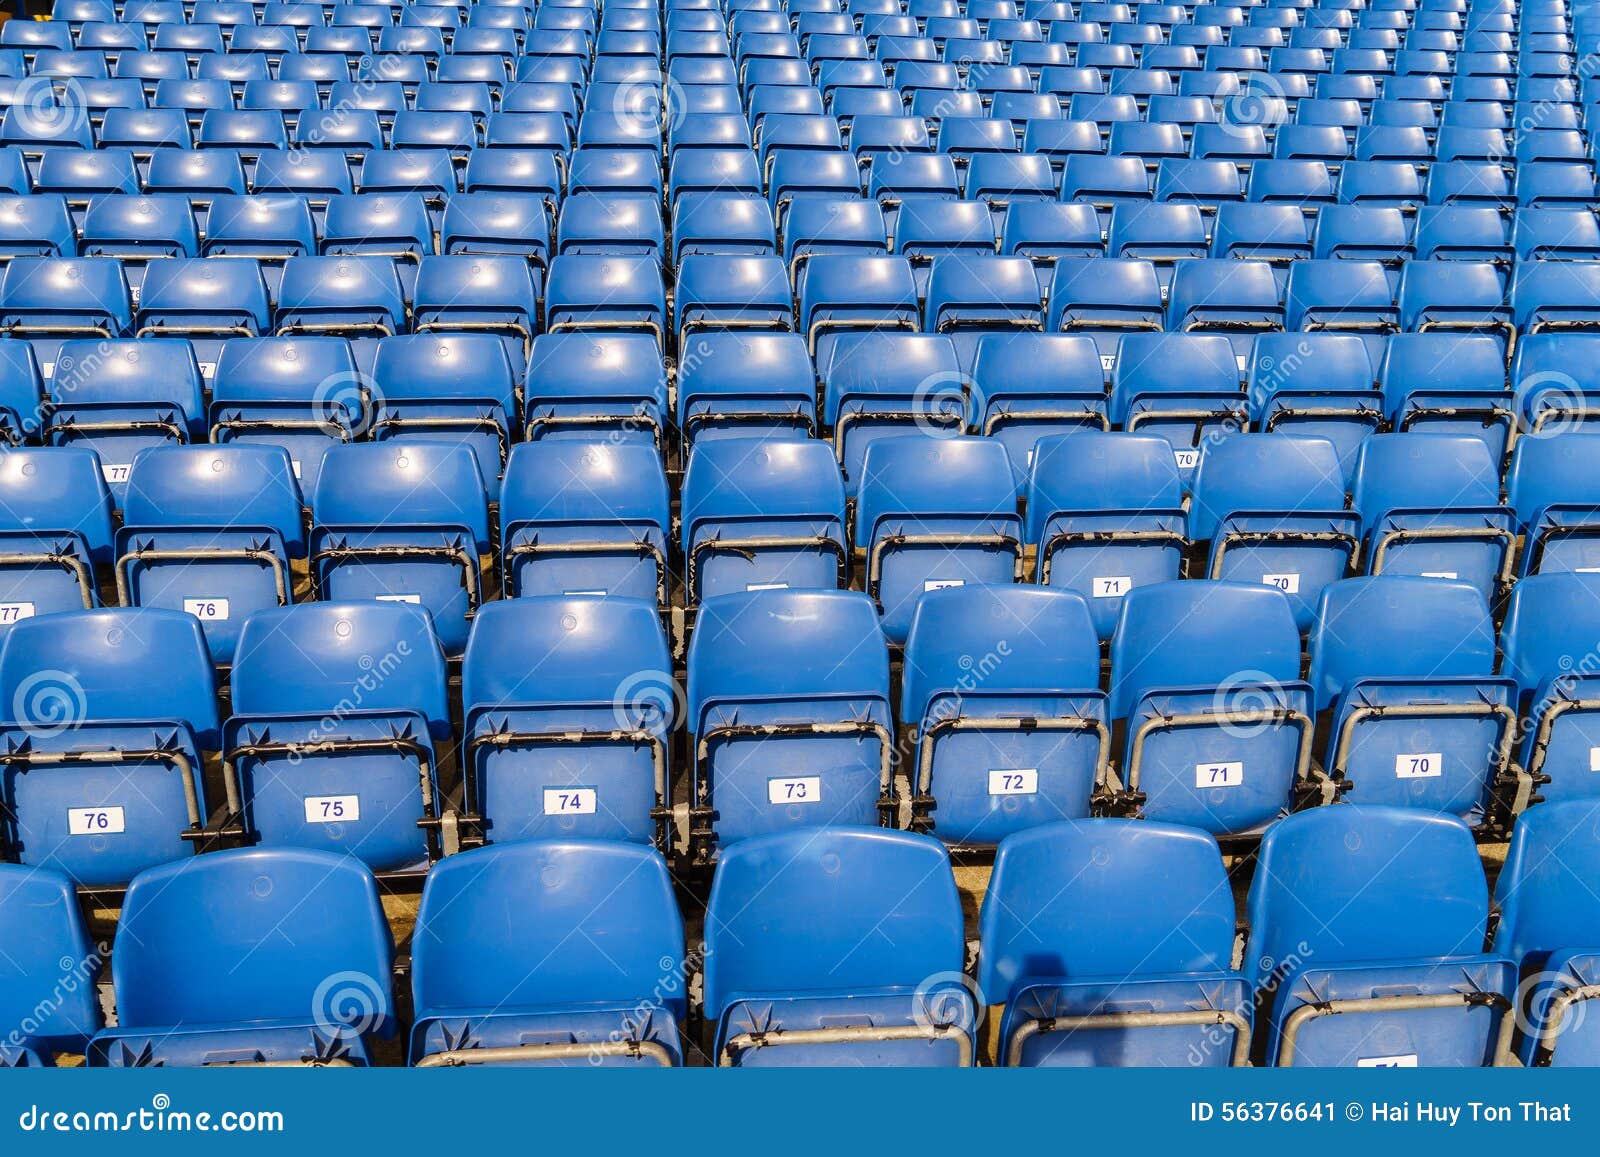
<box><xmin>412</xmin><ymin>839</ymin><xmax>683</xmax><ymax>1018</ymax></box>
<box><xmin>1110</xmin><ymin>580</ymin><xmax>1302</xmax><ymax>720</ymax></box>
<box><xmin>1246</xmin><ymin>805</ymin><xmax>1488</xmax><ymax>985</ymax></box>
<box><xmin>110</xmin><ymin>847</ymin><xmax>391</xmax><ymax>1033</ymax></box>
<box><xmin>703</xmin><ymin>827</ymin><xmax>961</xmax><ymax>1016</ymax></box>
<box><xmin>978</xmin><ymin>819</ymin><xmax>1234</xmax><ymax>1001</ymax></box>
<box><xmin>0</xmin><ymin>864</ymin><xmax>99</xmax><ymax>1057</ymax></box>
<box><xmin>230</xmin><ymin>601</ymin><xmax>450</xmax><ymax>742</ymax></box>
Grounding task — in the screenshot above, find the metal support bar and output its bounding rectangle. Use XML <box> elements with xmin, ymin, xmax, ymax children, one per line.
<box><xmin>1005</xmin><ymin>1006</ymin><xmax>1251</xmax><ymax>1068</ymax></box>
<box><xmin>720</xmin><ymin>1022</ymin><xmax>973</xmax><ymax>1067</ymax></box>
<box><xmin>1277</xmin><ymin>990</ymin><xmax>1514</xmax><ymax>1068</ymax></box>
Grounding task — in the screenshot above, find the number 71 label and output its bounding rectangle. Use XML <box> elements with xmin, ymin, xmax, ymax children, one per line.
<box><xmin>1195</xmin><ymin>762</ymin><xmax>1244</xmax><ymax>788</ymax></box>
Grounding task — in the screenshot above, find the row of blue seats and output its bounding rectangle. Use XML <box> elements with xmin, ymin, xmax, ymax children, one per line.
<box><xmin>4</xmin><ymin>250</ymin><xmax>1600</xmax><ymax>365</ymax></box>
<box><xmin>23</xmin><ymin>0</ymin><xmax>1564</xmax><ymax>34</ymax></box>
<box><xmin>8</xmin><ymin>192</ymin><xmax>1600</xmax><ymax>294</ymax></box>
<box><xmin>8</xmin><ymin>5</ymin><xmax>1584</xmax><ymax>56</ymax></box>
<box><xmin>6</xmin><ymin>563</ymin><xmax>1600</xmax><ymax>886</ymax></box>
<box><xmin>6</xmin><ymin>803</ymin><xmax>1599</xmax><ymax>1066</ymax></box>
<box><xmin>9</xmin><ymin>98</ymin><xmax>1600</xmax><ymax>178</ymax></box>
<box><xmin>0</xmin><ymin>417</ymin><xmax>1583</xmax><ymax>638</ymax></box>
<box><xmin>39</xmin><ymin>0</ymin><xmax>1551</xmax><ymax>24</ymax></box>
<box><xmin>5</xmin><ymin>85</ymin><xmax>1599</xmax><ymax>154</ymax></box>
<box><xmin>1</xmin><ymin>323</ymin><xmax>1579</xmax><ymax>487</ymax></box>
<box><xmin>0</xmin><ymin>34</ymin><xmax>1587</xmax><ymax>81</ymax></box>
<box><xmin>3</xmin><ymin>51</ymin><xmax>1587</xmax><ymax>117</ymax></box>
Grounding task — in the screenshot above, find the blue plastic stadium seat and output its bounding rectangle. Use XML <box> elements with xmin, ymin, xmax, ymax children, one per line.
<box><xmin>1516</xmin><ymin>207</ymin><xmax>1600</xmax><ymax>263</ymax></box>
<box><xmin>40</xmin><ymin>337</ymin><xmax>204</xmax><ymax>503</ymax></box>
<box><xmin>462</xmin><ymin>148</ymin><xmax>563</xmax><ymax>201</ymax></box>
<box><xmin>208</xmin><ymin>335</ymin><xmax>360</xmax><ymax>493</ymax></box>
<box><xmin>675</xmin><ymin>254</ymin><xmax>795</xmax><ymax>347</ymax></box>
<box><xmin>998</xmin><ymin>201</ymin><xmax>1102</xmax><ymax>292</ymax></box>
<box><xmin>820</xmin><ymin>332</ymin><xmax>964</xmax><ymax>494</ymax></box>
<box><xmin>676</xmin><ymin>332</ymin><xmax>815</xmax><ymax>448</ymax></box>
<box><xmin>1513</xmin><ymin>333</ymin><xmax>1600</xmax><ymax>434</ymax></box>
<box><xmin>1507</xmin><ymin>433</ymin><xmax>1600</xmax><ymax>578</ymax></box>
<box><xmin>464</xmin><ymin>595</ymin><xmax>673</xmax><ymax>846</ymax></box>
<box><xmin>682</xmin><ymin>438</ymin><xmax>846</xmax><ymax>608</ymax></box>
<box><xmin>1310</xmin><ymin>577</ymin><xmax>1521</xmax><ymax>823</ymax></box>
<box><xmin>798</xmin><ymin>254</ymin><xmax>919</xmax><ymax>367</ymax></box>
<box><xmin>1492</xmin><ymin>800</ymin><xmax>1600</xmax><ymax>1065</ymax></box>
<box><xmin>1284</xmin><ymin>258</ymin><xmax>1400</xmax><ymax>364</ymax></box>
<box><xmin>0</xmin><ymin>339</ymin><xmax>42</xmax><ymax>444</ymax></box>
<box><xmin>524</xmin><ymin>333</ymin><xmax>668</xmax><ymax>449</ymax></box>
<box><xmin>411</xmin><ymin>253</ymin><xmax>538</xmax><ymax>376</ymax></box>
<box><xmin>978</xmin><ymin>819</ymin><xmax>1249</xmax><ymax>1066</ymax></box>
<box><xmin>1500</xmin><ymin>573</ymin><xmax>1600</xmax><ymax>806</ymax></box>
<box><xmin>1191</xmin><ymin>434</ymin><xmax>1358</xmax><ymax>630</ymax></box>
<box><xmin>544</xmin><ymin>254</ymin><xmax>667</xmax><ymax>348</ymax></box>
<box><xmin>855</xmin><ymin>436</ymin><xmax>1022</xmax><ymax>643</ymax></box>
<box><xmin>310</xmin><ymin>443</ymin><xmax>489</xmax><ymax>657</ymax></box>
<box><xmin>556</xmin><ymin>191</ymin><xmax>665</xmax><ymax>262</ymax></box>
<box><xmin>1395</xmin><ymin>260</ymin><xmax>1514</xmax><ymax>361</ymax></box>
<box><xmin>321</xmin><ymin>193</ymin><xmax>433</xmax><ymax>298</ymax></box>
<box><xmin>196</xmin><ymin>108</ymin><xmax>290</xmax><ymax>155</ymax></box>
<box><xmin>499</xmin><ymin>441</ymin><xmax>669</xmax><ymax>608</ymax></box>
<box><xmin>89</xmin><ymin>848</ymin><xmax>393</xmax><ymax>1067</ymax></box>
<box><xmin>1312</xmin><ymin>205</ymin><xmax>1412</xmax><ymax>273</ymax></box>
<box><xmin>0</xmin><ymin>194</ymin><xmax>74</xmax><ymax>262</ymax></box>
<box><xmin>1109</xmin><ymin>581</ymin><xmax>1313</xmax><ymax>837</ymax></box>
<box><xmin>1414</xmin><ymin>205</ymin><xmax>1514</xmax><ymax>263</ymax></box>
<box><xmin>1512</xmin><ymin>261</ymin><xmax>1600</xmax><ymax>337</ymax></box>
<box><xmin>131</xmin><ymin>256</ymin><xmax>271</xmax><ymax>383</ymax></box>
<box><xmin>904</xmin><ymin>586</ymin><xmax>1108</xmax><ymax>845</ymax></box>
<box><xmin>226</xmin><ymin>601</ymin><xmax>451</xmax><ymax>873</ymax></box>
<box><xmin>366</xmin><ymin>334</ymin><xmax>517</xmax><ymax>501</ymax></box>
<box><xmin>1379</xmin><ymin>333</ymin><xmax>1515</xmax><ymax>465</ymax></box>
<box><xmin>117</xmin><ymin>445</ymin><xmax>302</xmax><ymax>663</ymax></box>
<box><xmin>144</xmin><ymin>145</ymin><xmax>244</xmax><ymax>202</ymax></box>
<box><xmin>0</xmin><ymin>257</ymin><xmax>132</xmax><ymax>379</ymax></box>
<box><xmin>0</xmin><ymin>607</ymin><xmax>220</xmax><ymax>888</ymax></box>
<box><xmin>1106</xmin><ymin>204</ymin><xmax>1208</xmax><ymax>295</ymax></box>
<box><xmin>410</xmin><ymin>840</ymin><xmax>685</xmax><ymax>1066</ymax></box>
<box><xmin>197</xmin><ymin>195</ymin><xmax>317</xmax><ymax>293</ymax></box>
<box><xmin>1245</xmin><ymin>806</ymin><xmax>1515</xmax><ymax>1066</ymax></box>
<box><xmin>1110</xmin><ymin>334</ymin><xmax>1246</xmax><ymax>472</ymax></box>
<box><xmin>919</xmin><ymin>254</ymin><xmax>1039</xmax><ymax>348</ymax></box>
<box><xmin>672</xmin><ymin>192</ymin><xmax>778</xmax><ymax>262</ymax></box>
<box><xmin>0</xmin><ymin>447</ymin><xmax>112</xmax><ymax>619</ymax></box>
<box><xmin>1247</xmin><ymin>332</ymin><xmax>1381</xmax><ymax>483</ymax></box>
<box><xmin>1025</xmin><ymin>431</ymin><xmax>1185</xmax><ymax>639</ymax></box>
<box><xmin>275</xmin><ymin>255</ymin><xmax>407</xmax><ymax>341</ymax></box>
<box><xmin>439</xmin><ymin>194</ymin><xmax>552</xmax><ymax>287</ymax></box>
<box><xmin>0</xmin><ymin>864</ymin><xmax>99</xmax><ymax>1066</ymax></box>
<box><xmin>1166</xmin><ymin>258</ymin><xmax>1285</xmax><ymax>365</ymax></box>
<box><xmin>1210</xmin><ymin>203</ymin><xmax>1312</xmax><ymax>269</ymax></box>
<box><xmin>1047</xmin><ymin>257</ymin><xmax>1163</xmax><ymax>374</ymax></box>
<box><xmin>969</xmin><ymin>333</ymin><xmax>1107</xmax><ymax>492</ymax></box>
<box><xmin>703</xmin><ymin>828</ymin><xmax>971</xmax><ymax>1065</ymax></box>
<box><xmin>687</xmin><ymin>590</ymin><xmax>891</xmax><ymax>848</ymax></box>
<box><xmin>896</xmin><ymin>199</ymin><xmax>997</xmax><ymax>298</ymax></box>
<box><xmin>1352</xmin><ymin>433</ymin><xmax>1514</xmax><ymax>603</ymax></box>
